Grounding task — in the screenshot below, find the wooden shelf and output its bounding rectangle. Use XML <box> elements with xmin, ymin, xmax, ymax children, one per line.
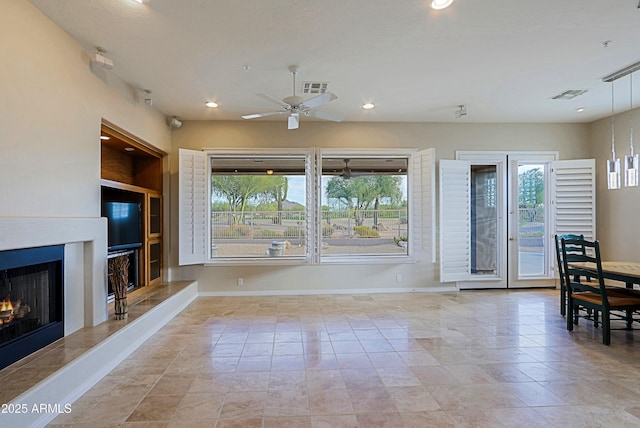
<box><xmin>101</xmin><ymin>123</ymin><xmax>164</xmax><ymax>289</ymax></box>
<box><xmin>100</xmin><ymin>179</ymin><xmax>155</xmax><ymax>195</ymax></box>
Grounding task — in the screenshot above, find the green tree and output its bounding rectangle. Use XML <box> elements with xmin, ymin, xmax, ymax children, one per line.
<box><xmin>262</xmin><ymin>176</ymin><xmax>288</xmax><ymax>224</ymax></box>
<box><xmin>211</xmin><ymin>175</ymin><xmax>271</xmax><ymax>224</ymax></box>
<box><xmin>325</xmin><ymin>175</ymin><xmax>403</xmax><ymax>226</ymax></box>
<box><xmin>518</xmin><ymin>168</ymin><xmax>544</xmax><ymax>222</ymax></box>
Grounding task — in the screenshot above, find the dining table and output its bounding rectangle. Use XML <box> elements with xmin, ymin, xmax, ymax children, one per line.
<box><xmin>570</xmin><ymin>261</ymin><xmax>640</xmax><ymax>289</ymax></box>
<box><xmin>567</xmin><ymin>261</ymin><xmax>640</xmax><ymax>330</ymax></box>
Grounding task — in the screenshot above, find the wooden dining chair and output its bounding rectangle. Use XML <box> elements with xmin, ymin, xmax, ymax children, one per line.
<box><xmin>562</xmin><ymin>237</ymin><xmax>640</xmax><ymax>345</ymax></box>
<box><xmin>554</xmin><ymin>234</ymin><xmax>584</xmax><ymax>316</ymax></box>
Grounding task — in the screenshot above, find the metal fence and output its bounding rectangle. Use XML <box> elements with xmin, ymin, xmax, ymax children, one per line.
<box><xmin>211</xmin><ymin>209</ymin><xmax>407</xmax><ymax>241</ymax></box>
<box><xmin>518</xmin><ymin>207</ymin><xmax>545</xmax><ymax>250</ymax></box>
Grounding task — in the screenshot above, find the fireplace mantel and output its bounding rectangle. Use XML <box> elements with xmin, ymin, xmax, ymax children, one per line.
<box><xmin>0</xmin><ymin>217</ymin><xmax>108</xmax><ymax>332</ymax></box>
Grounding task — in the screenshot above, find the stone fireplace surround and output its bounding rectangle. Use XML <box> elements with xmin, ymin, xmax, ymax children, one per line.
<box><xmin>0</xmin><ymin>218</ymin><xmax>198</xmax><ymax>427</ymax></box>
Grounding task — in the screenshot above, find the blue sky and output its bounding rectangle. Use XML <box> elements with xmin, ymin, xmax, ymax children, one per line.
<box><xmin>287</xmin><ymin>176</ymin><xmax>306</xmax><ymax>204</ymax></box>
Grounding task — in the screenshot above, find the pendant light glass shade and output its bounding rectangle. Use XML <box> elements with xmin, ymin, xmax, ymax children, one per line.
<box><xmin>608</xmin><ymin>80</ymin><xmax>621</xmax><ymax>189</ymax></box>
<box><xmin>624</xmin><ymin>153</ymin><xmax>639</xmax><ymax>187</ymax></box>
<box><xmin>624</xmin><ymin>72</ymin><xmax>639</xmax><ymax>187</ymax></box>
<box><xmin>608</xmin><ymin>158</ymin><xmax>621</xmax><ymax>189</ymax></box>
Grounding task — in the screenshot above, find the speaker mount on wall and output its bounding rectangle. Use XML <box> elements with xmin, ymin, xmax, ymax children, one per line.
<box><xmin>91</xmin><ymin>47</ymin><xmax>113</xmax><ymax>70</ymax></box>
<box><xmin>168</xmin><ymin>116</ymin><xmax>182</xmax><ymax>129</ymax></box>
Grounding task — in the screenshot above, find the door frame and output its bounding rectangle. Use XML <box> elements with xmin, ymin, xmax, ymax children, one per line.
<box><xmin>507</xmin><ymin>153</ymin><xmax>557</xmax><ymax>288</ymax></box>
<box><xmin>454</xmin><ymin>151</ymin><xmax>558</xmax><ymax>289</ymax></box>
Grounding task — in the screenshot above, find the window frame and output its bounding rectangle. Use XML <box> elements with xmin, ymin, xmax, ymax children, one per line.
<box><xmin>318</xmin><ymin>149</ymin><xmax>414</xmax><ymax>264</ymax></box>
<box><xmin>179</xmin><ymin>147</ymin><xmax>434</xmax><ymax>266</ymax></box>
<box><xmin>205</xmin><ymin>148</ymin><xmax>314</xmax><ymax>266</ymax></box>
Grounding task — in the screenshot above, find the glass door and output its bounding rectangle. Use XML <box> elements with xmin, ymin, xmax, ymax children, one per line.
<box><xmin>470</xmin><ymin>165</ymin><xmax>499</xmax><ymax>275</ymax></box>
<box><xmin>507</xmin><ymin>155</ymin><xmax>555</xmax><ymax>288</ymax></box>
<box><xmin>456</xmin><ymin>155</ymin><xmax>507</xmax><ymax>290</ymax></box>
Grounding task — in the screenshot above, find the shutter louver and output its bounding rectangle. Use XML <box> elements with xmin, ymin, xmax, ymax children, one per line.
<box><xmin>439</xmin><ymin>160</ymin><xmax>471</xmax><ymax>282</ymax></box>
<box><xmin>410</xmin><ymin>148</ymin><xmax>435</xmax><ymax>262</ymax></box>
<box><xmin>179</xmin><ymin>149</ymin><xmax>207</xmax><ymax>265</ymax></box>
<box><xmin>552</xmin><ymin>159</ymin><xmax>596</xmax><ymax>241</ymax></box>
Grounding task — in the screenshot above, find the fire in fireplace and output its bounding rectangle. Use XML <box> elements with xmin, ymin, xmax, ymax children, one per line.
<box><xmin>0</xmin><ymin>245</ymin><xmax>64</xmax><ymax>370</ymax></box>
<box><xmin>0</xmin><ymin>295</ymin><xmax>31</xmax><ymax>325</ymax></box>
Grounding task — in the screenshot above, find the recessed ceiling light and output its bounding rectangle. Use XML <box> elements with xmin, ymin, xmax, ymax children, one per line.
<box><xmin>133</xmin><ymin>0</ymin><xmax>149</xmax><ymax>4</ymax></box>
<box><xmin>576</xmin><ymin>107</ymin><xmax>585</xmax><ymax>113</ymax></box>
<box><xmin>431</xmin><ymin>0</ymin><xmax>453</xmax><ymax>10</ymax></box>
<box><xmin>205</xmin><ymin>101</ymin><xmax>218</xmax><ymax>108</ymax></box>
<box><xmin>362</xmin><ymin>103</ymin><xmax>375</xmax><ymax>110</ymax></box>
<box><xmin>100</xmin><ymin>135</ymin><xmax>110</xmax><ymax>140</ymax></box>
<box><xmin>125</xmin><ymin>147</ymin><xmax>135</xmax><ymax>152</ymax></box>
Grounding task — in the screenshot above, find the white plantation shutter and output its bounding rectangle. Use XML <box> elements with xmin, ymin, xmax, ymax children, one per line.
<box><xmin>439</xmin><ymin>160</ymin><xmax>471</xmax><ymax>282</ymax></box>
<box><xmin>551</xmin><ymin>159</ymin><xmax>596</xmax><ymax>241</ymax></box>
<box><xmin>179</xmin><ymin>149</ymin><xmax>208</xmax><ymax>265</ymax></box>
<box><xmin>410</xmin><ymin>148</ymin><xmax>435</xmax><ymax>262</ymax></box>
<box><xmin>307</xmin><ymin>151</ymin><xmax>319</xmax><ymax>264</ymax></box>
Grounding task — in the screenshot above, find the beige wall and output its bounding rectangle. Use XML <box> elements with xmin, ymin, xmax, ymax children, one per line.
<box><xmin>0</xmin><ymin>0</ymin><xmax>170</xmax><ymax>219</ymax></box>
<box><xmin>588</xmin><ymin>108</ymin><xmax>640</xmax><ymax>260</ymax></box>
<box><xmin>170</xmin><ymin>120</ymin><xmax>590</xmax><ymax>293</ymax></box>
<box><xmin>1</xmin><ymin>1</ymin><xmax>170</xmax><ymax>328</ymax></box>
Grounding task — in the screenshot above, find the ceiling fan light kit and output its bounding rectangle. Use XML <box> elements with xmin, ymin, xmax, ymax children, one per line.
<box><xmin>241</xmin><ymin>65</ymin><xmax>343</xmax><ymax>130</ymax></box>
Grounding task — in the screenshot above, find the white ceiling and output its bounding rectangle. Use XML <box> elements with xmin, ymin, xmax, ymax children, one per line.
<box><xmin>30</xmin><ymin>0</ymin><xmax>640</xmax><ymax>124</ymax></box>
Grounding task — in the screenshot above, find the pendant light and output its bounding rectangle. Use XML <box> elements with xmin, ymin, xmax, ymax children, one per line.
<box><xmin>607</xmin><ymin>80</ymin><xmax>621</xmax><ymax>190</ymax></box>
<box><xmin>624</xmin><ymin>72</ymin><xmax>639</xmax><ymax>187</ymax></box>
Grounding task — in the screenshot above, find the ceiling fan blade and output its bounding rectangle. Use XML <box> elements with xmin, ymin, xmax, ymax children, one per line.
<box><xmin>301</xmin><ymin>92</ymin><xmax>337</xmax><ymax>109</ymax></box>
<box><xmin>310</xmin><ymin>110</ymin><xmax>344</xmax><ymax>122</ymax></box>
<box><xmin>288</xmin><ymin>113</ymin><xmax>299</xmax><ymax>130</ymax></box>
<box><xmin>242</xmin><ymin>111</ymin><xmax>285</xmax><ymax>120</ymax></box>
<box><xmin>256</xmin><ymin>93</ymin><xmax>290</xmax><ymax>108</ymax></box>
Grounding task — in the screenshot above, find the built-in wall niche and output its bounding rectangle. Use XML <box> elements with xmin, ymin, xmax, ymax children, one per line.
<box><xmin>100</xmin><ymin>123</ymin><xmax>164</xmax><ymax>290</ymax></box>
<box><xmin>101</xmin><ymin>128</ymin><xmax>162</xmax><ymax>192</ymax></box>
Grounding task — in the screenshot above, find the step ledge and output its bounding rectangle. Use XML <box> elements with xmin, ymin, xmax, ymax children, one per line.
<box><xmin>6</xmin><ymin>281</ymin><xmax>198</xmax><ymax>428</ymax></box>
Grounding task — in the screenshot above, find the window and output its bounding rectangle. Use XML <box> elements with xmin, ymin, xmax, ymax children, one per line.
<box><xmin>320</xmin><ymin>156</ymin><xmax>408</xmax><ymax>258</ymax></box>
<box><xmin>178</xmin><ymin>148</ymin><xmax>434</xmax><ymax>265</ymax></box>
<box><xmin>209</xmin><ymin>154</ymin><xmax>309</xmax><ymax>260</ymax></box>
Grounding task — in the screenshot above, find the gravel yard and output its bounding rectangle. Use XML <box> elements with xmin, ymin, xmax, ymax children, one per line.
<box><xmin>214</xmin><ymin>240</ymin><xmax>407</xmax><ymax>257</ymax></box>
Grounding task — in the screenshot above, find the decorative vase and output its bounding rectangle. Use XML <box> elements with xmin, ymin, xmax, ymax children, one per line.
<box><xmin>109</xmin><ymin>254</ymin><xmax>129</xmax><ymax>320</ymax></box>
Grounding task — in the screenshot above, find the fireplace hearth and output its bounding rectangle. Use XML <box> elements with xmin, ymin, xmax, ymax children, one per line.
<box><xmin>0</xmin><ymin>245</ymin><xmax>64</xmax><ymax>370</ymax></box>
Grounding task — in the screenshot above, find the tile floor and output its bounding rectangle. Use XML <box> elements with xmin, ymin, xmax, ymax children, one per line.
<box><xmin>46</xmin><ymin>289</ymin><xmax>640</xmax><ymax>427</ymax></box>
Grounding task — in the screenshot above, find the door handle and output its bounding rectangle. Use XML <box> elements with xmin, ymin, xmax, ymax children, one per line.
<box><xmin>509</xmin><ymin>237</ymin><xmax>515</xmax><ymax>241</ymax></box>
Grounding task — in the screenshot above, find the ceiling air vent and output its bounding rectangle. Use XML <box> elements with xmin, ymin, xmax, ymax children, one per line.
<box><xmin>303</xmin><ymin>81</ymin><xmax>329</xmax><ymax>94</ymax></box>
<box><xmin>551</xmin><ymin>89</ymin><xmax>589</xmax><ymax>100</ymax></box>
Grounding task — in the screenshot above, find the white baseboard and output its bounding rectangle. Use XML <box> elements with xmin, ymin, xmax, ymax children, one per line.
<box><xmin>198</xmin><ymin>286</ymin><xmax>457</xmax><ymax>297</ymax></box>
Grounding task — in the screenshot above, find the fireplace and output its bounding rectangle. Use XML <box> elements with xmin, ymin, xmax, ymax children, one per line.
<box><xmin>0</xmin><ymin>245</ymin><xmax>64</xmax><ymax>370</ymax></box>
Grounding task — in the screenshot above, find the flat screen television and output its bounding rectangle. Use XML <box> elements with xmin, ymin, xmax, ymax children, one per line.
<box><xmin>102</xmin><ymin>201</ymin><xmax>142</xmax><ymax>251</ymax></box>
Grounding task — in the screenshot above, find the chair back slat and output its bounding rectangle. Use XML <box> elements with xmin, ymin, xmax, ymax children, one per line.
<box><xmin>561</xmin><ymin>237</ymin><xmax>607</xmax><ymax>299</ymax></box>
<box><xmin>554</xmin><ymin>234</ymin><xmax>584</xmax><ymax>284</ymax></box>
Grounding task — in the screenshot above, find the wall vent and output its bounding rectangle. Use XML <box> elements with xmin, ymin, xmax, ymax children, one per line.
<box><xmin>551</xmin><ymin>89</ymin><xmax>589</xmax><ymax>100</ymax></box>
<box><xmin>302</xmin><ymin>81</ymin><xmax>329</xmax><ymax>94</ymax></box>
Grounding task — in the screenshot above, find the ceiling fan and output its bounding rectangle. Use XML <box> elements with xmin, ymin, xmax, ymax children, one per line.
<box><xmin>242</xmin><ymin>65</ymin><xmax>343</xmax><ymax>130</ymax></box>
<box><xmin>339</xmin><ymin>159</ymin><xmax>368</xmax><ymax>179</ymax></box>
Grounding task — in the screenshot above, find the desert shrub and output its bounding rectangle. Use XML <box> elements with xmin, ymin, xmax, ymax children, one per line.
<box><xmin>212</xmin><ymin>224</ymin><xmax>251</xmax><ymax>238</ymax></box>
<box><xmin>393</xmin><ymin>236</ymin><xmax>408</xmax><ymax>245</ymax></box>
<box><xmin>355</xmin><ymin>225</ymin><xmax>380</xmax><ymax>238</ymax></box>
<box><xmin>255</xmin><ymin>229</ymin><xmax>284</xmax><ymax>238</ymax></box>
